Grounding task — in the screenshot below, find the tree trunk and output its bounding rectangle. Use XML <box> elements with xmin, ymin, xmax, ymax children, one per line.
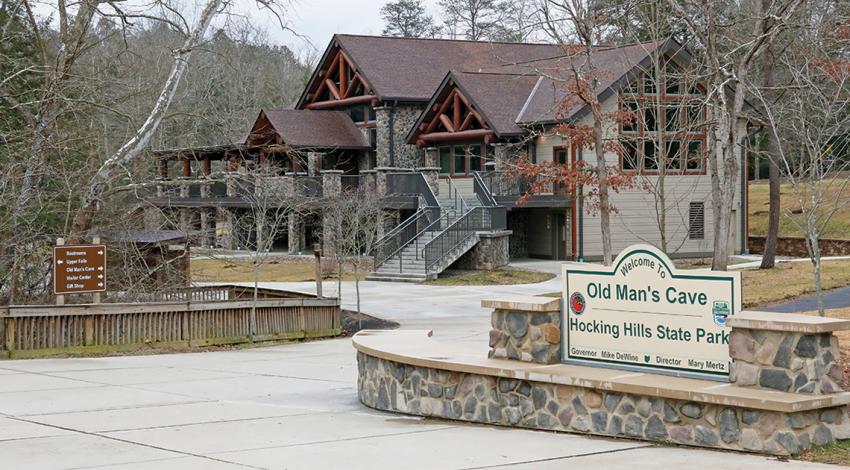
<box><xmin>760</xmin><ymin>137</ymin><xmax>781</xmax><ymax>269</ymax></box>
<box><xmin>593</xmin><ymin>115</ymin><xmax>613</xmax><ymax>265</ymax></box>
<box><xmin>67</xmin><ymin>0</ymin><xmax>223</xmax><ymax>243</ymax></box>
<box><xmin>808</xmin><ymin>232</ymin><xmax>824</xmax><ymax>316</ymax></box>
<box><xmin>759</xmin><ymin>11</ymin><xmax>780</xmax><ymax>270</ymax></box>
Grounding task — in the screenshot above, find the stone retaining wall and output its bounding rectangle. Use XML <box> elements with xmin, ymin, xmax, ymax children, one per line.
<box><xmin>748</xmin><ymin>236</ymin><xmax>850</xmax><ymax>257</ymax></box>
<box><xmin>452</xmin><ymin>231</ymin><xmax>512</xmax><ymax>271</ymax></box>
<box><xmin>357</xmin><ymin>351</ymin><xmax>850</xmax><ymax>455</ymax></box>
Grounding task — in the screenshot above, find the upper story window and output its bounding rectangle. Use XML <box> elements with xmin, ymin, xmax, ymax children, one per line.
<box><xmin>350</xmin><ymin>105</ymin><xmax>376</xmax><ymax>125</ymax></box>
<box><xmin>619</xmin><ymin>57</ymin><xmax>706</xmax><ymax>174</ymax></box>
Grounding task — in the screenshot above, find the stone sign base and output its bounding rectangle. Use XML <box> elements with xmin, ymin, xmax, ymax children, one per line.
<box><xmin>357</xmin><ymin>350</ymin><xmax>845</xmax><ymax>455</ymax></box>
<box><xmin>353</xmin><ymin>297</ymin><xmax>850</xmax><ymax>456</ymax></box>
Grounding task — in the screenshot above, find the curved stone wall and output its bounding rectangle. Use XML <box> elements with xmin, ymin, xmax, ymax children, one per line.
<box><xmin>357</xmin><ymin>351</ymin><xmax>848</xmax><ymax>456</ymax></box>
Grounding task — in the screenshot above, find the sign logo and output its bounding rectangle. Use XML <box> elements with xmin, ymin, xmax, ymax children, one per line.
<box><xmin>562</xmin><ymin>244</ymin><xmax>741</xmax><ymax>380</ymax></box>
<box><xmin>569</xmin><ymin>292</ymin><xmax>586</xmax><ymax>315</ymax></box>
<box><xmin>712</xmin><ymin>300</ymin><xmax>730</xmax><ymax>326</ymax></box>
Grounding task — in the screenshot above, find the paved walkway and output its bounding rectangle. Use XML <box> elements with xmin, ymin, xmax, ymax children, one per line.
<box><xmin>0</xmin><ymin>264</ymin><xmax>840</xmax><ymax>469</ymax></box>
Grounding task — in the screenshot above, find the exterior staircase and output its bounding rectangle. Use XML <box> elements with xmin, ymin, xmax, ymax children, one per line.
<box><xmin>367</xmin><ymin>175</ymin><xmax>505</xmax><ymax>282</ymax></box>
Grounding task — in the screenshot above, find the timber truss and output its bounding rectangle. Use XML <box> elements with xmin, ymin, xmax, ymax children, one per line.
<box><xmin>304</xmin><ymin>48</ymin><xmax>376</xmax><ymax>110</ymax></box>
<box><xmin>413</xmin><ymin>80</ymin><xmax>494</xmax><ymax>147</ymax></box>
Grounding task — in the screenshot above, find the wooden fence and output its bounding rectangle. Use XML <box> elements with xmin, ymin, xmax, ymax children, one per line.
<box><xmin>0</xmin><ymin>285</ymin><xmax>340</xmax><ymax>358</ymax></box>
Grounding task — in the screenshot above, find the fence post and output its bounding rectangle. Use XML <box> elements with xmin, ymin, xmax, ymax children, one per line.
<box><xmin>4</xmin><ymin>318</ymin><xmax>15</xmax><ymax>352</ymax></box>
<box><xmin>55</xmin><ymin>238</ymin><xmax>65</xmax><ymax>306</ymax></box>
<box><xmin>84</xmin><ymin>315</ymin><xmax>94</xmax><ymax>346</ymax></box>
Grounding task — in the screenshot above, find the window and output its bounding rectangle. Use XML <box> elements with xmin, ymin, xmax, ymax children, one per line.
<box><xmin>367</xmin><ymin>106</ymin><xmax>376</xmax><ymax>122</ymax></box>
<box><xmin>664</xmin><ymin>62</ymin><xmax>681</xmax><ymax>95</ymax></box>
<box><xmin>618</xmin><ymin>57</ymin><xmax>707</xmax><ymax>174</ymax></box>
<box><xmin>622</xmin><ymin>101</ymin><xmax>639</xmax><ymax>132</ymax></box>
<box><xmin>555</xmin><ymin>148</ymin><xmax>568</xmax><ymax>165</ymax></box>
<box><xmin>437</xmin><ymin>144</ymin><xmax>486</xmax><ymax>176</ymax></box>
<box><xmin>622</xmin><ymin>140</ymin><xmax>638</xmax><ymax>171</ymax></box>
<box><xmin>664</xmin><ymin>105</ymin><xmax>680</xmax><ymax>132</ymax></box>
<box><xmin>689</xmin><ymin>202</ymin><xmax>705</xmax><ymax>240</ymax></box>
<box><xmin>453</xmin><ymin>145</ymin><xmax>466</xmax><ymax>175</ymax></box>
<box><xmin>643</xmin><ymin>141</ymin><xmax>658</xmax><ymax>170</ymax></box>
<box><xmin>685</xmin><ymin>139</ymin><xmax>704</xmax><ymax>171</ymax></box>
<box><xmin>644</xmin><ymin>107</ymin><xmax>657</xmax><ymax>132</ymax></box>
<box><xmin>665</xmin><ymin>141</ymin><xmax>681</xmax><ymax>170</ymax></box>
<box><xmin>686</xmin><ymin>103</ymin><xmax>704</xmax><ymax>131</ymax></box>
<box><xmin>469</xmin><ymin>145</ymin><xmax>481</xmax><ymax>172</ymax></box>
<box><xmin>350</xmin><ymin>106</ymin><xmax>365</xmax><ymax>123</ymax></box>
<box><xmin>439</xmin><ymin>147</ymin><xmax>451</xmax><ymax>174</ymax></box>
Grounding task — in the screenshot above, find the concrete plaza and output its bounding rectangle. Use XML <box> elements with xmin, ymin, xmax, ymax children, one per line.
<box><xmin>0</xmin><ymin>264</ymin><xmax>839</xmax><ymax>469</ymax></box>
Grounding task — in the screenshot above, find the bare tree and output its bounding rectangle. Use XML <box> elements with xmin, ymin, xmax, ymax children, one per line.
<box><xmin>231</xmin><ymin>164</ymin><xmax>310</xmax><ymax>337</ymax></box>
<box><xmin>322</xmin><ymin>182</ymin><xmax>384</xmax><ymax>321</ymax></box>
<box><xmin>664</xmin><ymin>0</ymin><xmax>805</xmax><ymax>270</ymax></box>
<box><xmin>754</xmin><ymin>13</ymin><xmax>850</xmax><ymax>314</ymax></box>
<box><xmin>538</xmin><ymin>0</ymin><xmax>621</xmax><ymax>265</ymax></box>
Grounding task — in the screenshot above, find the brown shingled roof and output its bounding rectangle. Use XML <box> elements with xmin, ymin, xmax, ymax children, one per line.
<box><xmin>452</xmin><ymin>72</ymin><xmax>540</xmax><ymax>135</ymax></box>
<box><xmin>255</xmin><ymin>109</ymin><xmax>368</xmax><ymax>150</ymax></box>
<box><xmin>301</xmin><ymin>35</ymin><xmax>568</xmax><ymax>104</ymax></box>
<box><xmin>517</xmin><ymin>40</ymin><xmax>672</xmax><ymax>123</ymax></box>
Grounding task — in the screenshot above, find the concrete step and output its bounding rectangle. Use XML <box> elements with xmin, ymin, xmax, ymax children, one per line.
<box><xmin>366</xmin><ymin>272</ymin><xmax>430</xmax><ymax>282</ymax></box>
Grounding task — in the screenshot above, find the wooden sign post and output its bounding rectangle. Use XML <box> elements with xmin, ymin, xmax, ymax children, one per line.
<box><xmin>53</xmin><ymin>238</ymin><xmax>107</xmax><ymax>304</ymax></box>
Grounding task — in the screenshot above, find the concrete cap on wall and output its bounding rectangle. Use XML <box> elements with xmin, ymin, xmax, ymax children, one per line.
<box><xmin>728</xmin><ymin>310</ymin><xmax>850</xmax><ymax>334</ymax></box>
<box><xmin>481</xmin><ymin>296</ymin><xmax>561</xmax><ymax>313</ymax></box>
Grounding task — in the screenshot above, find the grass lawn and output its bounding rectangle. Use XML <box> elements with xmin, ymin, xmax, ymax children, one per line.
<box><xmin>748</xmin><ymin>179</ymin><xmax>850</xmax><ymax>239</ymax></box>
<box><xmin>543</xmin><ymin>259</ymin><xmax>850</xmax><ymax>307</ymax></box>
<box><xmin>798</xmin><ymin>438</ymin><xmax>850</xmax><ymax>465</ymax></box>
<box><xmin>423</xmin><ymin>268</ymin><xmax>555</xmax><ymax>286</ymax></box>
<box><xmin>192</xmin><ymin>258</ymin><xmax>362</xmax><ymax>282</ymax></box>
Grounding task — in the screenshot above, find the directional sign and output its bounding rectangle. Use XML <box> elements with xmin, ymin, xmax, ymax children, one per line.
<box><xmin>53</xmin><ymin>245</ymin><xmax>107</xmax><ymax>295</ymax></box>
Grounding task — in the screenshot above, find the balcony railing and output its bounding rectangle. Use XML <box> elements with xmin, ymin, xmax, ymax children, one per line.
<box><xmin>144</xmin><ymin>174</ymin><xmax>323</xmax><ymax>204</ymax></box>
<box><xmin>474</xmin><ymin>171</ymin><xmax>571</xmax><ymax>207</ymax></box>
<box><xmin>476</xmin><ymin>170</ymin><xmax>556</xmax><ymax>196</ymax></box>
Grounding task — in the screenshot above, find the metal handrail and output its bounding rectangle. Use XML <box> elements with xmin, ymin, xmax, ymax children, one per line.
<box><xmin>372</xmin><ymin>208</ymin><xmax>435</xmax><ymax>268</ymax></box>
<box><xmin>472</xmin><ymin>171</ymin><xmax>498</xmax><ymax>207</ymax></box>
<box><xmin>374</xmin><ymin>206</ymin><xmax>430</xmax><ymax>248</ymax></box>
<box><xmin>445</xmin><ymin>175</ymin><xmax>469</xmax><ymax>214</ymax></box>
<box><xmin>371</xmin><ymin>173</ymin><xmax>443</xmax><ymax>270</ymax></box>
<box><xmin>379</xmin><ymin>208</ymin><xmax>452</xmax><ymax>273</ymax></box>
<box><xmin>422</xmin><ymin>206</ymin><xmax>506</xmax><ymax>273</ymax></box>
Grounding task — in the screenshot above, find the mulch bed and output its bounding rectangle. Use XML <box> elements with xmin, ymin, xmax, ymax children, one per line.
<box><xmin>341</xmin><ymin>309</ymin><xmax>399</xmax><ymax>336</ymax></box>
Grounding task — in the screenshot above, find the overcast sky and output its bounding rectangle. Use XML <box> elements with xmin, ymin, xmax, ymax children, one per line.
<box><xmin>237</xmin><ymin>0</ymin><xmax>443</xmax><ymax>53</ymax></box>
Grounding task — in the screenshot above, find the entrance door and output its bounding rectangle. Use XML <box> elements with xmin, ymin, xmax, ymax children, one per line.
<box><xmin>556</xmin><ymin>212</ymin><xmax>569</xmax><ymax>260</ymax></box>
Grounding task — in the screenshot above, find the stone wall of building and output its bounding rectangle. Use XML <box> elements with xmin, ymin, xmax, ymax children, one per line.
<box><xmin>451</xmin><ymin>231</ymin><xmax>511</xmax><ymax>271</ymax></box>
<box><xmin>357</xmin><ymin>352</ymin><xmax>849</xmax><ymax>455</ymax></box>
<box><xmin>375</xmin><ymin>104</ymin><xmax>425</xmax><ymax>169</ymax></box>
<box><xmin>729</xmin><ymin>329</ymin><xmax>844</xmax><ymax>394</ymax></box>
<box><xmin>488</xmin><ymin>308</ymin><xmax>560</xmax><ymax>364</ymax></box>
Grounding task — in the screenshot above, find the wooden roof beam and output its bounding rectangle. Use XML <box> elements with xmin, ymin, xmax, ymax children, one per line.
<box><xmin>305</xmin><ymin>94</ymin><xmax>375</xmax><ymax>110</ymax></box>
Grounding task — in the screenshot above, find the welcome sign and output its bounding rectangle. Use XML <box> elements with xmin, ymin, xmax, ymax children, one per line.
<box><xmin>563</xmin><ymin>244</ymin><xmax>741</xmax><ymax>380</ymax></box>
